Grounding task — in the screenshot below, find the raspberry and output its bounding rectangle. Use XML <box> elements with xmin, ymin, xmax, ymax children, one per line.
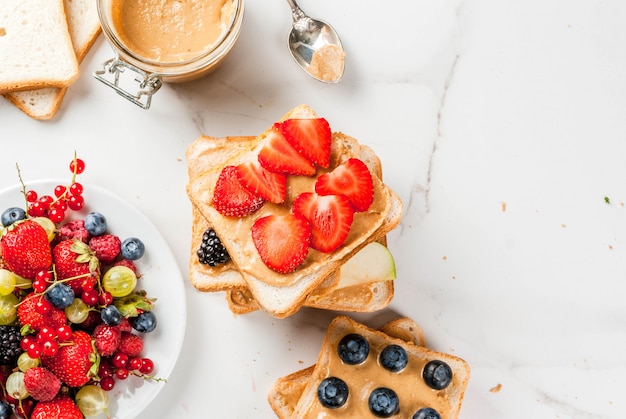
<box><xmin>88</xmin><ymin>234</ymin><xmax>121</xmax><ymax>265</ymax></box>
<box><xmin>92</xmin><ymin>324</ymin><xmax>121</xmax><ymax>356</ymax></box>
<box><xmin>56</xmin><ymin>220</ymin><xmax>90</xmax><ymax>243</ymax></box>
<box><xmin>23</xmin><ymin>367</ymin><xmax>61</xmax><ymax>402</ymax></box>
<box><xmin>117</xmin><ymin>317</ymin><xmax>132</xmax><ymax>333</ymax></box>
<box><xmin>117</xmin><ymin>332</ymin><xmax>143</xmax><ymax>358</ymax></box>
<box><xmin>112</xmin><ymin>259</ymin><xmax>137</xmax><ymax>276</ymax></box>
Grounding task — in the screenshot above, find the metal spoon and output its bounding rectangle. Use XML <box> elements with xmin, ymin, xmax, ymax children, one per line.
<box><xmin>286</xmin><ymin>0</ymin><xmax>345</xmax><ymax>83</ymax></box>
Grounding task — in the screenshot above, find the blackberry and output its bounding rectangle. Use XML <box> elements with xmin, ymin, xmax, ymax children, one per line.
<box><xmin>197</xmin><ymin>229</ymin><xmax>230</xmax><ymax>266</ymax></box>
<box><xmin>0</xmin><ymin>325</ymin><xmax>23</xmax><ymax>365</ymax></box>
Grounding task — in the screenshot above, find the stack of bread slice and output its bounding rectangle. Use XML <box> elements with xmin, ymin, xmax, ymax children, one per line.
<box><xmin>268</xmin><ymin>316</ymin><xmax>470</xmax><ymax>418</ymax></box>
<box><xmin>186</xmin><ymin>105</ymin><xmax>403</xmax><ymax>318</ymax></box>
<box><xmin>0</xmin><ymin>0</ymin><xmax>101</xmax><ymax>120</ymax></box>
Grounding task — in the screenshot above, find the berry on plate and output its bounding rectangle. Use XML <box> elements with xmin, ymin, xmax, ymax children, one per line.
<box><xmin>41</xmin><ymin>330</ymin><xmax>95</xmax><ymax>387</ymax></box>
<box><xmin>23</xmin><ymin>367</ymin><xmax>61</xmax><ymax>402</ymax></box>
<box><xmin>0</xmin><ymin>220</ymin><xmax>52</xmax><ymax>280</ymax></box>
<box><xmin>30</xmin><ymin>394</ymin><xmax>83</xmax><ymax>419</ymax></box>
<box><xmin>251</xmin><ymin>214</ymin><xmax>311</xmax><ymax>274</ymax></box>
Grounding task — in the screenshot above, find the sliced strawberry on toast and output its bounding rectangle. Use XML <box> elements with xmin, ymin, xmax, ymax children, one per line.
<box><xmin>236</xmin><ymin>160</ymin><xmax>287</xmax><ymax>204</ymax></box>
<box><xmin>259</xmin><ymin>124</ymin><xmax>316</xmax><ymax>176</ymax></box>
<box><xmin>315</xmin><ymin>158</ymin><xmax>374</xmax><ymax>212</ymax></box>
<box><xmin>213</xmin><ymin>165</ymin><xmax>265</xmax><ymax>217</ymax></box>
<box><xmin>293</xmin><ymin>192</ymin><xmax>354</xmax><ymax>253</ymax></box>
<box><xmin>251</xmin><ymin>214</ymin><xmax>311</xmax><ymax>274</ymax></box>
<box><xmin>278</xmin><ymin>118</ymin><xmax>332</xmax><ymax>168</ymax></box>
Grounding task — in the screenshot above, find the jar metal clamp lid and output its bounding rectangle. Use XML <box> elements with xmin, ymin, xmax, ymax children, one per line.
<box><xmin>93</xmin><ymin>0</ymin><xmax>244</xmax><ymax>109</ymax></box>
<box><xmin>94</xmin><ymin>56</ymin><xmax>163</xmax><ymax>109</ymax></box>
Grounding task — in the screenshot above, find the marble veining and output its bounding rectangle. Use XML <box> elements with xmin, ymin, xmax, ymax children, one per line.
<box><xmin>2</xmin><ymin>0</ymin><xmax>626</xmax><ymax>418</ymax></box>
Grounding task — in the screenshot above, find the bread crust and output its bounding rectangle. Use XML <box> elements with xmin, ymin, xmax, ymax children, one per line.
<box><xmin>3</xmin><ymin>0</ymin><xmax>101</xmax><ymax>120</ymax></box>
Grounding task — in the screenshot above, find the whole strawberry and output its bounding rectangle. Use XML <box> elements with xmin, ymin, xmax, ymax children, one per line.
<box><xmin>24</xmin><ymin>367</ymin><xmax>61</xmax><ymax>402</ymax></box>
<box><xmin>53</xmin><ymin>239</ymin><xmax>99</xmax><ymax>293</ymax></box>
<box><xmin>18</xmin><ymin>292</ymin><xmax>67</xmax><ymax>332</ymax></box>
<box><xmin>30</xmin><ymin>394</ymin><xmax>83</xmax><ymax>419</ymax></box>
<box><xmin>0</xmin><ymin>219</ymin><xmax>52</xmax><ymax>279</ymax></box>
<box><xmin>41</xmin><ymin>330</ymin><xmax>95</xmax><ymax>387</ymax></box>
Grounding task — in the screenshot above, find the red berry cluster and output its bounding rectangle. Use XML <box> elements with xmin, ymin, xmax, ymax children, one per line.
<box><xmin>25</xmin><ymin>157</ymin><xmax>86</xmax><ymax>223</ymax></box>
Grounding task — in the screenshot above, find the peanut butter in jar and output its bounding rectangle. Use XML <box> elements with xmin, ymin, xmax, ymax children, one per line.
<box><xmin>95</xmin><ymin>0</ymin><xmax>244</xmax><ymax>107</ymax></box>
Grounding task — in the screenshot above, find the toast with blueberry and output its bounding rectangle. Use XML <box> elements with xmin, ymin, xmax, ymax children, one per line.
<box><xmin>268</xmin><ymin>317</ymin><xmax>427</xmax><ymax>418</ymax></box>
<box><xmin>270</xmin><ymin>316</ymin><xmax>470</xmax><ymax>418</ymax></box>
<box><xmin>186</xmin><ymin>105</ymin><xmax>402</xmax><ymax>318</ymax></box>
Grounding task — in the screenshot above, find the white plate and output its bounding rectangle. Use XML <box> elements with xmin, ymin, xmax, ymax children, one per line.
<box><xmin>0</xmin><ymin>180</ymin><xmax>187</xmax><ymax>419</ymax></box>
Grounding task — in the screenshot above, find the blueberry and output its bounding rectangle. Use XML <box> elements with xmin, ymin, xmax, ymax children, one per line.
<box><xmin>412</xmin><ymin>407</ymin><xmax>441</xmax><ymax>419</ymax></box>
<box><xmin>368</xmin><ymin>387</ymin><xmax>399</xmax><ymax>417</ymax></box>
<box><xmin>1</xmin><ymin>207</ymin><xmax>26</xmax><ymax>227</ymax></box>
<box><xmin>317</xmin><ymin>377</ymin><xmax>348</xmax><ymax>408</ymax></box>
<box><xmin>423</xmin><ymin>360</ymin><xmax>453</xmax><ymax>390</ymax></box>
<box><xmin>337</xmin><ymin>333</ymin><xmax>369</xmax><ymax>365</ymax></box>
<box><xmin>44</xmin><ymin>283</ymin><xmax>75</xmax><ymax>309</ymax></box>
<box><xmin>379</xmin><ymin>344</ymin><xmax>408</xmax><ymax>372</ymax></box>
<box><xmin>101</xmin><ymin>305</ymin><xmax>122</xmax><ymax>326</ymax></box>
<box><xmin>121</xmin><ymin>237</ymin><xmax>145</xmax><ymax>260</ymax></box>
<box><xmin>0</xmin><ymin>400</ymin><xmax>12</xmax><ymax>419</ymax></box>
<box><xmin>84</xmin><ymin>212</ymin><xmax>107</xmax><ymax>236</ymax></box>
<box><xmin>130</xmin><ymin>310</ymin><xmax>157</xmax><ymax>333</ymax></box>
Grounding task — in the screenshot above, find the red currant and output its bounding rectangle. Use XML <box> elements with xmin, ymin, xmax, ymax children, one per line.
<box><xmin>139</xmin><ymin>358</ymin><xmax>154</xmax><ymax>374</ymax></box>
<box><xmin>56</xmin><ymin>325</ymin><xmax>72</xmax><ymax>342</ymax></box>
<box><xmin>69</xmin><ymin>182</ymin><xmax>83</xmax><ymax>196</ymax></box>
<box><xmin>115</xmin><ymin>368</ymin><xmax>129</xmax><ymax>380</ymax></box>
<box><xmin>27</xmin><ymin>341</ymin><xmax>42</xmax><ymax>358</ymax></box>
<box><xmin>99</xmin><ymin>291</ymin><xmax>113</xmax><ymax>306</ymax></box>
<box><xmin>68</xmin><ymin>195</ymin><xmax>84</xmax><ymax>210</ymax></box>
<box><xmin>28</xmin><ymin>202</ymin><xmax>45</xmax><ymax>217</ymax></box>
<box><xmin>38</xmin><ymin>195</ymin><xmax>53</xmax><ymax>209</ymax></box>
<box><xmin>32</xmin><ymin>279</ymin><xmax>47</xmax><ymax>293</ymax></box>
<box><xmin>112</xmin><ymin>353</ymin><xmax>129</xmax><ymax>369</ymax></box>
<box><xmin>82</xmin><ymin>289</ymin><xmax>99</xmax><ymax>306</ymax></box>
<box><xmin>100</xmin><ymin>376</ymin><xmax>116</xmax><ymax>391</ymax></box>
<box><xmin>35</xmin><ymin>270</ymin><xmax>53</xmax><ymax>283</ymax></box>
<box><xmin>35</xmin><ymin>298</ymin><xmax>52</xmax><ymax>314</ymax></box>
<box><xmin>20</xmin><ymin>336</ymin><xmax>34</xmax><ymax>351</ymax></box>
<box><xmin>42</xmin><ymin>340</ymin><xmax>59</xmax><ymax>357</ymax></box>
<box><xmin>53</xmin><ymin>185</ymin><xmax>67</xmax><ymax>197</ymax></box>
<box><xmin>48</xmin><ymin>207</ymin><xmax>66</xmax><ymax>223</ymax></box>
<box><xmin>129</xmin><ymin>357</ymin><xmax>143</xmax><ymax>371</ymax></box>
<box><xmin>37</xmin><ymin>326</ymin><xmax>56</xmax><ymax>343</ymax></box>
<box><xmin>69</xmin><ymin>158</ymin><xmax>86</xmax><ymax>174</ymax></box>
<box><xmin>98</xmin><ymin>362</ymin><xmax>114</xmax><ymax>378</ymax></box>
<box><xmin>25</xmin><ymin>190</ymin><xmax>38</xmax><ymax>202</ymax></box>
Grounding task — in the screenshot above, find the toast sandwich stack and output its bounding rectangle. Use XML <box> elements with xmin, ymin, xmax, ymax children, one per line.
<box><xmin>186</xmin><ymin>105</ymin><xmax>403</xmax><ymax>318</ymax></box>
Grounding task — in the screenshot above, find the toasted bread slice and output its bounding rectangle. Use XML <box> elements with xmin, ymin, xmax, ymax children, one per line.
<box><xmin>187</xmin><ymin>105</ymin><xmax>402</xmax><ymax>318</ymax></box>
<box><xmin>268</xmin><ymin>318</ymin><xmax>426</xmax><ymax>419</ymax></box>
<box><xmin>284</xmin><ymin>316</ymin><xmax>470</xmax><ymax>418</ymax></box>
<box><xmin>0</xmin><ymin>0</ymin><xmax>79</xmax><ymax>94</ymax></box>
<box><xmin>3</xmin><ymin>0</ymin><xmax>101</xmax><ymax>120</ymax></box>
<box><xmin>187</xmin><ymin>132</ymin><xmax>395</xmax><ymax>314</ymax></box>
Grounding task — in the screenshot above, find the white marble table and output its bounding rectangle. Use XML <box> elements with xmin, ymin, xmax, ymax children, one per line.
<box><xmin>2</xmin><ymin>0</ymin><xmax>626</xmax><ymax>417</ymax></box>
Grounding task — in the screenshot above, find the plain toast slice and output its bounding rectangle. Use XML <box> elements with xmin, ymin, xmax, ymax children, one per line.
<box><xmin>0</xmin><ymin>0</ymin><xmax>79</xmax><ymax>93</ymax></box>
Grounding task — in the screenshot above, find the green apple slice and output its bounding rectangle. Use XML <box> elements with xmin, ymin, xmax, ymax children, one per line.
<box><xmin>337</xmin><ymin>242</ymin><xmax>396</xmax><ymax>289</ymax></box>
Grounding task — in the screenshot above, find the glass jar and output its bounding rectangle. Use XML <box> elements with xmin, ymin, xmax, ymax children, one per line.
<box><xmin>94</xmin><ymin>0</ymin><xmax>244</xmax><ymax>109</ymax></box>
